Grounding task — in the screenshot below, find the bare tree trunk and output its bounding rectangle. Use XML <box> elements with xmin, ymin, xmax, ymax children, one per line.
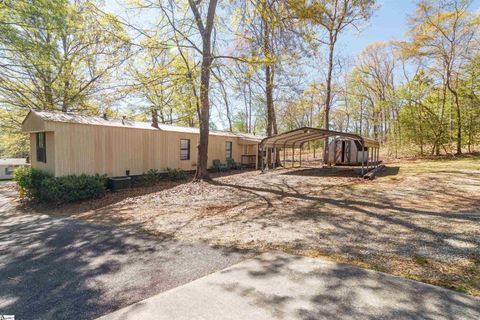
<box><xmin>195</xmin><ymin>60</ymin><xmax>211</xmax><ymax>180</ymax></box>
<box><xmin>263</xmin><ymin>2</ymin><xmax>279</xmax><ymax>167</ymax></box>
<box><xmin>323</xmin><ymin>42</ymin><xmax>334</xmax><ymax>163</ymax></box>
<box><xmin>447</xmin><ymin>78</ymin><xmax>462</xmax><ymax>154</ymax></box>
<box><xmin>248</xmin><ymin>79</ymin><xmax>252</xmax><ymax>133</ymax></box>
<box><xmin>189</xmin><ymin>0</ymin><xmax>218</xmax><ymax>181</ymax></box>
<box><xmin>215</xmin><ymin>70</ymin><xmax>233</xmax><ymax>131</ymax></box>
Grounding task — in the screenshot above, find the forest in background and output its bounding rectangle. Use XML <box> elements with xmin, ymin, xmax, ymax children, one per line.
<box><xmin>0</xmin><ymin>0</ymin><xmax>479</xmax><ymax>178</ymax></box>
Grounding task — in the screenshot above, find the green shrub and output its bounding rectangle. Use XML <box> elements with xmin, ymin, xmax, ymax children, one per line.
<box><xmin>14</xmin><ymin>167</ymin><xmax>52</xmax><ymax>198</ymax></box>
<box><xmin>14</xmin><ymin>167</ymin><xmax>106</xmax><ymax>204</ymax></box>
<box><xmin>166</xmin><ymin>167</ymin><xmax>186</xmax><ymax>181</ymax></box>
<box><xmin>39</xmin><ymin>174</ymin><xmax>106</xmax><ymax>203</ymax></box>
<box><xmin>140</xmin><ymin>169</ymin><xmax>162</xmax><ymax>186</ymax></box>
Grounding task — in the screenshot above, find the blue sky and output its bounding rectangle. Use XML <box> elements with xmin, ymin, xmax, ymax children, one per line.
<box><xmin>338</xmin><ymin>0</ymin><xmax>417</xmax><ymax>56</ymax></box>
<box><xmin>105</xmin><ymin>0</ymin><xmax>480</xmax><ymax>127</ymax></box>
<box><xmin>106</xmin><ymin>0</ymin><xmax>480</xmax><ymax>58</ymax></box>
<box><xmin>338</xmin><ymin>0</ymin><xmax>480</xmax><ymax>57</ymax></box>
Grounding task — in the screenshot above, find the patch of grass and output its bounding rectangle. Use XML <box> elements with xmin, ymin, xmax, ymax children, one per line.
<box><xmin>413</xmin><ymin>254</ymin><xmax>429</xmax><ymax>266</ymax></box>
<box><xmin>454</xmin><ymin>284</ymin><xmax>470</xmax><ymax>294</ymax></box>
<box><xmin>399</xmin><ymin>154</ymin><xmax>480</xmax><ymax>173</ymax></box>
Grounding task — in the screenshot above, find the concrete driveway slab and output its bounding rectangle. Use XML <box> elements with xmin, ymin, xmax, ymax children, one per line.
<box><xmin>99</xmin><ymin>252</ymin><xmax>480</xmax><ymax>320</ymax></box>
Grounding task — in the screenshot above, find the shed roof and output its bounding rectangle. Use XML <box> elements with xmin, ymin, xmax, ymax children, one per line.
<box><xmin>260</xmin><ymin>127</ymin><xmax>380</xmax><ymax>148</ymax></box>
<box><xmin>0</xmin><ymin>158</ymin><xmax>27</xmax><ymax>166</ymax></box>
<box><xmin>23</xmin><ymin>110</ymin><xmax>262</xmax><ymax>142</ymax></box>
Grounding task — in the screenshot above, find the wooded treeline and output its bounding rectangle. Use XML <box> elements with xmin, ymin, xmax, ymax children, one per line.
<box><xmin>1</xmin><ymin>0</ymin><xmax>479</xmax><ymax>179</ymax></box>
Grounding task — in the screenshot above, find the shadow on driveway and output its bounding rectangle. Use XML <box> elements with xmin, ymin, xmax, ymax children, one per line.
<box><xmin>101</xmin><ymin>252</ymin><xmax>480</xmax><ymax>320</ymax></box>
<box><xmin>0</xmin><ymin>189</ymin><xmax>253</xmax><ymax>319</ymax></box>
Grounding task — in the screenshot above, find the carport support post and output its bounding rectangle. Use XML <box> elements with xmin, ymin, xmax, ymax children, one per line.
<box><xmin>272</xmin><ymin>145</ymin><xmax>276</xmax><ymax>169</ymax></box>
<box><xmin>367</xmin><ymin>147</ymin><xmax>372</xmax><ymax>172</ymax></box>
<box><xmin>292</xmin><ymin>146</ymin><xmax>295</xmax><ymax>168</ymax></box>
<box><xmin>260</xmin><ymin>145</ymin><xmax>265</xmax><ymax>172</ymax></box>
<box><xmin>361</xmin><ymin>141</ymin><xmax>365</xmax><ymax>176</ymax></box>
<box><xmin>373</xmin><ymin>148</ymin><xmax>375</xmax><ymax>168</ymax></box>
<box><xmin>367</xmin><ymin>148</ymin><xmax>372</xmax><ymax>172</ymax></box>
<box><xmin>377</xmin><ymin>147</ymin><xmax>380</xmax><ymax>167</ymax></box>
<box><xmin>255</xmin><ymin>144</ymin><xmax>259</xmax><ymax>170</ymax></box>
<box><xmin>299</xmin><ymin>144</ymin><xmax>302</xmax><ymax>167</ymax></box>
<box><xmin>372</xmin><ymin>148</ymin><xmax>375</xmax><ymax>168</ymax></box>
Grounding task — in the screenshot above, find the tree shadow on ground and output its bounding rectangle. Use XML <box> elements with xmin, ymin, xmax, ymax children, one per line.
<box><xmin>12</xmin><ymin>169</ymin><xmax>256</xmax><ymax>217</ymax></box>
<box><xmin>0</xmin><ymin>196</ymin><xmax>254</xmax><ymax>319</ymax></box>
<box><xmin>279</xmin><ymin>166</ymin><xmax>400</xmax><ymax>178</ymax></box>
<box><xmin>211</xmin><ymin>177</ymin><xmax>479</xmax><ymax>266</ymax></box>
<box><xmin>280</xmin><ymin>167</ymin><xmax>362</xmax><ymax>178</ymax></box>
<box><xmin>216</xmin><ymin>253</ymin><xmax>480</xmax><ymax>319</ymax></box>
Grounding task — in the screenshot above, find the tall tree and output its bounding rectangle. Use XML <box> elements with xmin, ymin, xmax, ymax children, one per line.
<box><xmin>0</xmin><ymin>0</ymin><xmax>129</xmax><ymax>113</ymax></box>
<box><xmin>356</xmin><ymin>42</ymin><xmax>396</xmax><ymax>144</ymax></box>
<box><xmin>188</xmin><ymin>0</ymin><xmax>218</xmax><ymax>181</ymax></box>
<box><xmin>0</xmin><ymin>0</ymin><xmax>129</xmax><ymax>157</ymax></box>
<box><xmin>407</xmin><ymin>0</ymin><xmax>477</xmax><ymax>154</ymax></box>
<box><xmin>292</xmin><ymin>0</ymin><xmax>377</xmax><ymax>161</ymax></box>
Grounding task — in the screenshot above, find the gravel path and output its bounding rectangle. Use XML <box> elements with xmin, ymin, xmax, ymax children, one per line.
<box><xmin>62</xmin><ymin>161</ymin><xmax>480</xmax><ymax>295</ymax></box>
<box><xmin>76</xmin><ymin>166</ymin><xmax>479</xmax><ymax>263</ymax></box>
<box><xmin>7</xmin><ymin>158</ymin><xmax>480</xmax><ymax>296</ymax></box>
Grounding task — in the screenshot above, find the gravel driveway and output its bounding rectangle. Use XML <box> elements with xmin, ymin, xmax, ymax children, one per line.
<box><xmin>54</xmin><ymin>158</ymin><xmax>480</xmax><ymax>296</ymax></box>
<box><xmin>0</xmin><ymin>187</ymin><xmax>252</xmax><ymax>319</ymax></box>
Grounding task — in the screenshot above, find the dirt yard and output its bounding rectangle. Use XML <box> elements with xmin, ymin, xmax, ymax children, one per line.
<box><xmin>11</xmin><ymin>154</ymin><xmax>480</xmax><ymax>296</ymax></box>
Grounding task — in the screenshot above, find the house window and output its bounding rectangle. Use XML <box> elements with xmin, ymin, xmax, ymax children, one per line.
<box><xmin>180</xmin><ymin>139</ymin><xmax>190</xmax><ymax>160</ymax></box>
<box><xmin>226</xmin><ymin>141</ymin><xmax>232</xmax><ymax>159</ymax></box>
<box><xmin>36</xmin><ymin>132</ymin><xmax>46</xmax><ymax>163</ymax></box>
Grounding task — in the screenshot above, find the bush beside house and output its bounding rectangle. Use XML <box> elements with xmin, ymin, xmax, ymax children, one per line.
<box><xmin>14</xmin><ymin>167</ymin><xmax>106</xmax><ymax>204</ymax></box>
<box><xmin>14</xmin><ymin>166</ymin><xmax>187</xmax><ymax>203</ymax></box>
<box><xmin>137</xmin><ymin>168</ymin><xmax>187</xmax><ymax>186</ymax></box>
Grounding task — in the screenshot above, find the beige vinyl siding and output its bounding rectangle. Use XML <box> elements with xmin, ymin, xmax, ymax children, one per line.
<box><xmin>48</xmin><ymin>122</ymin><xmax>251</xmax><ymax>177</ymax></box>
<box><xmin>23</xmin><ymin>113</ymin><xmax>46</xmax><ymax>132</ymax></box>
<box><xmin>30</xmin><ymin>132</ymin><xmax>55</xmax><ymax>175</ymax></box>
<box><xmin>22</xmin><ymin>111</ymin><xmax>261</xmax><ymax>177</ymax></box>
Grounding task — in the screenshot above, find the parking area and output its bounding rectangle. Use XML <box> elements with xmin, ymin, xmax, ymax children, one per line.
<box><xmin>0</xmin><ymin>186</ymin><xmax>252</xmax><ymax>319</ymax></box>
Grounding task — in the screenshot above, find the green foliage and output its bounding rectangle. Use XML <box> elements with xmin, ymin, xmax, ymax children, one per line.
<box><xmin>140</xmin><ymin>169</ymin><xmax>162</xmax><ymax>186</ymax></box>
<box><xmin>126</xmin><ymin>52</ymin><xmax>199</xmax><ymax>128</ymax></box>
<box><xmin>0</xmin><ymin>108</ymin><xmax>29</xmax><ymax>157</ymax></box>
<box><xmin>165</xmin><ymin>168</ymin><xmax>187</xmax><ymax>181</ymax></box>
<box><xmin>14</xmin><ymin>167</ymin><xmax>52</xmax><ymax>198</ymax></box>
<box><xmin>14</xmin><ymin>167</ymin><xmax>106</xmax><ymax>203</ymax></box>
<box><xmin>39</xmin><ymin>174</ymin><xmax>106</xmax><ymax>203</ymax></box>
<box><xmin>413</xmin><ymin>255</ymin><xmax>429</xmax><ymax>266</ymax></box>
<box><xmin>211</xmin><ymin>160</ymin><xmax>227</xmax><ymax>172</ymax></box>
<box><xmin>0</xmin><ymin>0</ymin><xmax>129</xmax><ymax>112</ymax></box>
<box><xmin>136</xmin><ymin>168</ymin><xmax>187</xmax><ymax>186</ymax></box>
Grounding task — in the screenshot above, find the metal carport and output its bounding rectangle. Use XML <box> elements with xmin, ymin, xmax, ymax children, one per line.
<box><xmin>259</xmin><ymin>127</ymin><xmax>380</xmax><ymax>176</ymax></box>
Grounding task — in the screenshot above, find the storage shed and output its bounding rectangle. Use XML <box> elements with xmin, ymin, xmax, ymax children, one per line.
<box><xmin>328</xmin><ymin>138</ymin><xmax>372</xmax><ymax>165</ymax></box>
<box><xmin>22</xmin><ymin>110</ymin><xmax>261</xmax><ymax>177</ymax></box>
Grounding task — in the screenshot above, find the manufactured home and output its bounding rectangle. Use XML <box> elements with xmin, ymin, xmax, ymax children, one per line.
<box><xmin>22</xmin><ymin>110</ymin><xmax>261</xmax><ymax>177</ymax></box>
<box><xmin>0</xmin><ymin>158</ymin><xmax>28</xmax><ymax>180</ymax></box>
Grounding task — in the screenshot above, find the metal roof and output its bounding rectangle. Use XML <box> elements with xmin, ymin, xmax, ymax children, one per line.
<box><xmin>25</xmin><ymin>110</ymin><xmax>262</xmax><ymax>141</ymax></box>
<box><xmin>260</xmin><ymin>127</ymin><xmax>380</xmax><ymax>148</ymax></box>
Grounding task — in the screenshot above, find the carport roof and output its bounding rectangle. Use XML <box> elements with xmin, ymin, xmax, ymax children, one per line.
<box><xmin>260</xmin><ymin>127</ymin><xmax>380</xmax><ymax>148</ymax></box>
